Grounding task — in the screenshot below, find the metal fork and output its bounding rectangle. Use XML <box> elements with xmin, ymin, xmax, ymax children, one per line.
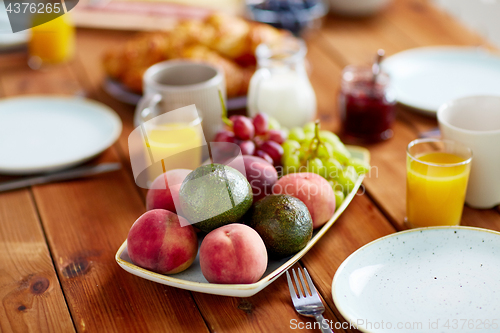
<box><xmin>286</xmin><ymin>267</ymin><xmax>333</xmax><ymax>333</ymax></box>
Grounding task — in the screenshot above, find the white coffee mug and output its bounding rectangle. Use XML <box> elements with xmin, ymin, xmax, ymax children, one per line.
<box><xmin>438</xmin><ymin>95</ymin><xmax>500</xmax><ymax>209</ymax></box>
<box><xmin>134</xmin><ymin>60</ymin><xmax>226</xmax><ymax>141</ymax></box>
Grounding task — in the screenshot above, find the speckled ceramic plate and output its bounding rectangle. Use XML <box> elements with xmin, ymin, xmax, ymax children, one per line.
<box><xmin>382</xmin><ymin>47</ymin><xmax>500</xmax><ymax>116</ymax></box>
<box><xmin>332</xmin><ymin>226</ymin><xmax>500</xmax><ymax>333</ymax></box>
<box><xmin>116</xmin><ymin>146</ymin><xmax>369</xmax><ymax>297</ymax></box>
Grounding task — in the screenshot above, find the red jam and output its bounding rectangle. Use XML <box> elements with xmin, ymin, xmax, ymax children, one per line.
<box><xmin>339</xmin><ymin>66</ymin><xmax>396</xmax><ymax>143</ymax></box>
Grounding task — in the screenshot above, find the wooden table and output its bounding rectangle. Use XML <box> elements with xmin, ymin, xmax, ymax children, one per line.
<box><xmin>1</xmin><ymin>1</ymin><xmax>499</xmax><ymax>332</ymax></box>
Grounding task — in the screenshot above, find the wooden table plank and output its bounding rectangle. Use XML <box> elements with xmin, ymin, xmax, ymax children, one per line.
<box><xmin>0</xmin><ymin>65</ymin><xmax>75</xmax><ymax>333</ymax></box>
<box><xmin>193</xmin><ymin>263</ymin><xmax>345</xmax><ymax>333</ymax></box>
<box><xmin>0</xmin><ymin>50</ymin><xmax>28</xmax><ymax>73</ymax></box>
<box><xmin>71</xmin><ymin>27</ymin><xmax>361</xmax><ymax>333</ymax></box>
<box><xmin>32</xmin><ymin>151</ymin><xmax>209</xmax><ymax>333</ymax></box>
<box><xmin>1</xmin><ymin>2</ymin><xmax>499</xmax><ymax>331</ymax></box>
<box><xmin>0</xmin><ymin>58</ymin><xmax>210</xmax><ymax>332</ymax></box>
<box><xmin>68</xmin><ymin>15</ymin><xmax>459</xmax><ymax>333</ymax></box>
<box><xmin>383</xmin><ymin>0</ymin><xmax>485</xmax><ymax>48</ymax></box>
<box><xmin>302</xmin><ymin>193</ymin><xmax>396</xmax><ymax>333</ymax></box>
<box><xmin>307</xmin><ymin>37</ymin><xmax>343</xmax><ymax>133</ymax></box>
<box><xmin>306</xmin><ymin>31</ymin><xmax>425</xmax><ymax>229</ymax></box>
<box><xmin>0</xmin><ymin>190</ymin><xmax>75</xmax><ymax>333</ymax></box>
<box><xmin>319</xmin><ymin>13</ymin><xmax>416</xmax><ymax>67</ymax></box>
<box><xmin>184</xmin><ymin>30</ymin><xmax>401</xmax><ymax>333</ymax></box>
<box><xmin>72</xmin><ymin>29</ymin><xmax>145</xmax><ymax>189</ymax></box>
<box><xmin>314</xmin><ymin>0</ymin><xmax>500</xmax><ymax>230</ymax></box>
<box><xmin>303</xmin><ymin>36</ymin><xmax>400</xmax><ymax>333</ymax></box>
<box><xmin>0</xmin><ymin>64</ymin><xmax>83</xmax><ymax>97</ymax></box>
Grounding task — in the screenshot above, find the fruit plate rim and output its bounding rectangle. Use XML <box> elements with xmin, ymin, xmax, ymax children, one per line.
<box><xmin>115</xmin><ymin>145</ymin><xmax>370</xmax><ymax>297</ymax></box>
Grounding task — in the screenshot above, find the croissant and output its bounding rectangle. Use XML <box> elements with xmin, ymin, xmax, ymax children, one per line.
<box><xmin>180</xmin><ymin>45</ymin><xmax>254</xmax><ymax>97</ymax></box>
<box><xmin>102</xmin><ymin>13</ymin><xmax>291</xmax><ymax>98</ymax></box>
<box><xmin>103</xmin><ymin>32</ymin><xmax>169</xmax><ymax>81</ymax></box>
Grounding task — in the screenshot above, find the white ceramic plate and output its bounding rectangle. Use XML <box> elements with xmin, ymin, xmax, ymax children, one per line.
<box><xmin>382</xmin><ymin>47</ymin><xmax>500</xmax><ymax>116</ymax></box>
<box><xmin>116</xmin><ymin>146</ymin><xmax>369</xmax><ymax>297</ymax></box>
<box><xmin>0</xmin><ymin>5</ymin><xmax>30</xmax><ymax>51</ymax></box>
<box><xmin>0</xmin><ymin>96</ymin><xmax>122</xmax><ymax>175</ymax></box>
<box><xmin>103</xmin><ymin>77</ymin><xmax>248</xmax><ymax>110</ymax></box>
<box><xmin>332</xmin><ymin>226</ymin><xmax>500</xmax><ymax>333</ymax></box>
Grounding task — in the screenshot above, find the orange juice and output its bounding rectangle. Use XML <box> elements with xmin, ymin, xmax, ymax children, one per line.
<box><xmin>144</xmin><ymin>123</ymin><xmax>202</xmax><ymax>183</ymax></box>
<box><xmin>406</xmin><ymin>152</ymin><xmax>471</xmax><ymax>227</ymax></box>
<box><xmin>29</xmin><ymin>14</ymin><xmax>75</xmax><ymax>64</ymax></box>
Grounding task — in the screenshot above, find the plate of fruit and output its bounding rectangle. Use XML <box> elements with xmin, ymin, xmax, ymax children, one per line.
<box><xmin>116</xmin><ymin>115</ymin><xmax>370</xmax><ymax>297</ymax></box>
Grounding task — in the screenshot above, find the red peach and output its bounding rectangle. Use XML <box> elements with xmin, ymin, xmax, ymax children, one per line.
<box><xmin>199</xmin><ymin>224</ymin><xmax>267</xmax><ymax>284</ymax></box>
<box><xmin>127</xmin><ymin>209</ymin><xmax>198</xmax><ymax>274</ymax></box>
<box><xmin>146</xmin><ymin>169</ymin><xmax>191</xmax><ymax>212</ymax></box>
<box><xmin>273</xmin><ymin>173</ymin><xmax>336</xmax><ymax>229</ymax></box>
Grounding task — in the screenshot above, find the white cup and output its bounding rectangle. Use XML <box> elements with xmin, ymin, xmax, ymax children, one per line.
<box><xmin>438</xmin><ymin>95</ymin><xmax>500</xmax><ymax>209</ymax></box>
<box><xmin>134</xmin><ymin>60</ymin><xmax>226</xmax><ymax>142</ymax></box>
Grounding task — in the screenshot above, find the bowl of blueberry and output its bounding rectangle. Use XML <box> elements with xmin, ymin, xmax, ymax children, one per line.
<box><xmin>246</xmin><ymin>0</ymin><xmax>328</xmax><ymax>37</ymax></box>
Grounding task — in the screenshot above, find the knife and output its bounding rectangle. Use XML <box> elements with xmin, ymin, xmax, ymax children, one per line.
<box><xmin>0</xmin><ymin>162</ymin><xmax>122</xmax><ymax>192</ymax></box>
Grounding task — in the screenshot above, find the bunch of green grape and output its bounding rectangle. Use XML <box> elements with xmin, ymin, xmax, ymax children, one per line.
<box><xmin>281</xmin><ymin>121</ymin><xmax>370</xmax><ymax>208</ymax></box>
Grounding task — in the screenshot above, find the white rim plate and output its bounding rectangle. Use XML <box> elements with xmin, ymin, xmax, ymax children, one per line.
<box><xmin>382</xmin><ymin>46</ymin><xmax>500</xmax><ymax>116</ymax></box>
<box><xmin>116</xmin><ymin>146</ymin><xmax>370</xmax><ymax>297</ymax></box>
<box><xmin>332</xmin><ymin>226</ymin><xmax>500</xmax><ymax>333</ymax></box>
<box><xmin>0</xmin><ymin>96</ymin><xmax>122</xmax><ymax>175</ymax></box>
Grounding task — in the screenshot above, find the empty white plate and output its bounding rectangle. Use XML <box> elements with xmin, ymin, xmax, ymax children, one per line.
<box><xmin>382</xmin><ymin>47</ymin><xmax>500</xmax><ymax>116</ymax></box>
<box><xmin>0</xmin><ymin>96</ymin><xmax>122</xmax><ymax>174</ymax></box>
<box><xmin>332</xmin><ymin>226</ymin><xmax>500</xmax><ymax>333</ymax></box>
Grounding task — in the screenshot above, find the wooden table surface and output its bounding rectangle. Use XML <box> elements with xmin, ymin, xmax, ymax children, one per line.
<box><xmin>1</xmin><ymin>0</ymin><xmax>499</xmax><ymax>332</ymax></box>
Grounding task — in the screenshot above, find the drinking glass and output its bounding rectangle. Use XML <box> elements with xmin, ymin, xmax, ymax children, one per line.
<box><xmin>406</xmin><ymin>139</ymin><xmax>472</xmax><ymax>228</ymax></box>
<box><xmin>339</xmin><ymin>65</ymin><xmax>396</xmax><ymax>143</ymax></box>
<box><xmin>28</xmin><ymin>13</ymin><xmax>75</xmax><ymax>68</ymax></box>
<box><xmin>130</xmin><ymin>105</ymin><xmax>205</xmax><ymax>188</ymax></box>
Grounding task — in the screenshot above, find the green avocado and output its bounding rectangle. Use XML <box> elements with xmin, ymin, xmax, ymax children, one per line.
<box><xmin>249</xmin><ymin>194</ymin><xmax>313</xmax><ymax>258</ymax></box>
<box><xmin>179</xmin><ymin>163</ymin><xmax>252</xmax><ymax>233</ymax></box>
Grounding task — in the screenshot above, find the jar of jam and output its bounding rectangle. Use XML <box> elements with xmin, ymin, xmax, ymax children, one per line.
<box><xmin>339</xmin><ymin>65</ymin><xmax>396</xmax><ymax>143</ymax></box>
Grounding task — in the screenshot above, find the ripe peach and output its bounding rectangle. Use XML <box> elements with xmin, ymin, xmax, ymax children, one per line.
<box><xmin>146</xmin><ymin>169</ymin><xmax>191</xmax><ymax>212</ymax></box>
<box><xmin>273</xmin><ymin>173</ymin><xmax>336</xmax><ymax>229</ymax></box>
<box><xmin>199</xmin><ymin>224</ymin><xmax>267</xmax><ymax>284</ymax></box>
<box><xmin>127</xmin><ymin>209</ymin><xmax>198</xmax><ymax>274</ymax></box>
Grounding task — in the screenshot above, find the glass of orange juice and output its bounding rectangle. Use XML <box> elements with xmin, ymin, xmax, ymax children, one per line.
<box><xmin>29</xmin><ymin>13</ymin><xmax>75</xmax><ymax>67</ymax></box>
<box><xmin>406</xmin><ymin>138</ymin><xmax>472</xmax><ymax>228</ymax></box>
<box><xmin>139</xmin><ymin>107</ymin><xmax>204</xmax><ymax>186</ymax></box>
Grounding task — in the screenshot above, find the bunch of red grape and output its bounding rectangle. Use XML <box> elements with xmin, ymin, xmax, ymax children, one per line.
<box><xmin>214</xmin><ymin>113</ymin><xmax>288</xmax><ymax>166</ymax></box>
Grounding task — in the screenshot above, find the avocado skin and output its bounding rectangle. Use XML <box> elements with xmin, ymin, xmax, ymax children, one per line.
<box><xmin>249</xmin><ymin>194</ymin><xmax>313</xmax><ymax>258</ymax></box>
<box><xmin>179</xmin><ymin>164</ymin><xmax>252</xmax><ymax>233</ymax></box>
